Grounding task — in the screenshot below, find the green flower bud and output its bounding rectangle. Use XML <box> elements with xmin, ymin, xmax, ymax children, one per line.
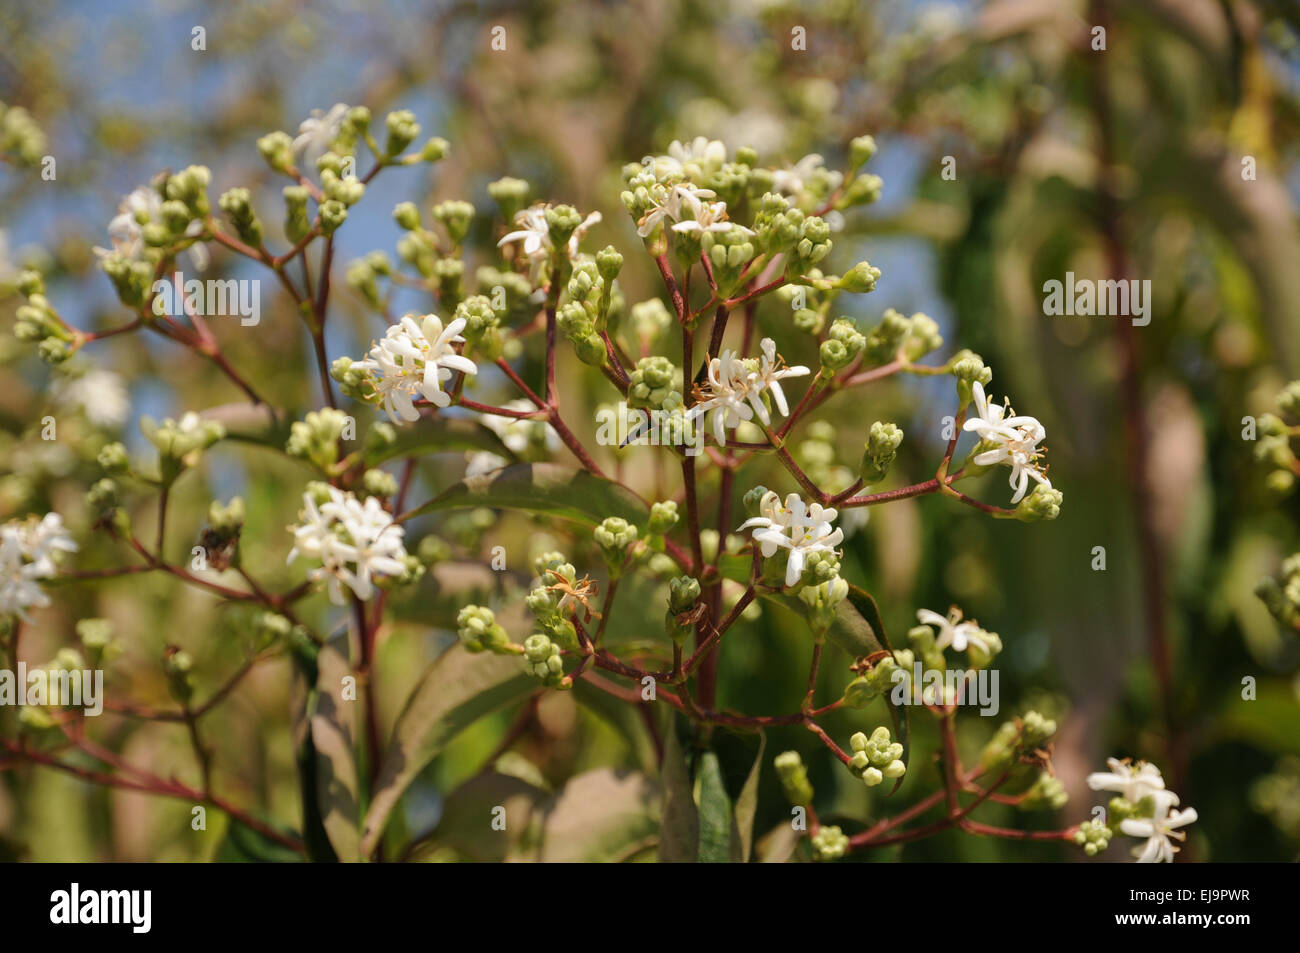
<box><xmin>384</xmin><ymin>110</ymin><xmax>421</xmax><ymax>157</ymax></box>
<box><xmin>1019</xmin><ymin>772</ymin><xmax>1068</xmax><ymax>811</ymax></box>
<box><xmin>668</xmin><ymin>576</ymin><xmax>701</xmax><ymax>614</ymax></box>
<box><xmin>1015</xmin><ymin>484</ymin><xmax>1062</xmax><ymax>522</ymax></box>
<box><xmin>1073</xmin><ymin>818</ymin><xmax>1113</xmax><ymax>856</ymax></box>
<box><xmin>627</xmin><ymin>356</ymin><xmax>681</xmax><ymax>410</ymax></box>
<box><xmin>596</xmin><ymin>245</ymin><xmax>624</xmax><ymax>282</ymax></box>
<box><xmin>258</xmin><ymin>131</ymin><xmax>295</xmax><ymax>173</ymax></box>
<box><xmin>836</xmin><ymin>261</ymin><xmax>881</xmax><ymax>293</ymax></box>
<box><xmin>545</xmin><ymin>204</ymin><xmax>583</xmax><ymax>248</ymax></box>
<box><xmin>457</xmin><ymin>605</ymin><xmax>512</xmax><ymax>654</ymax></box>
<box><xmin>522</xmin><ymin>633</ymin><xmax>566</xmax><ymax>686</ymax></box>
<box><xmin>218</xmin><ymin>187</ymin><xmax>263</xmax><ymax>246</ymax></box>
<box><xmin>594</xmin><ymin>516</ymin><xmax>638</xmax><ymax>568</ymax></box>
<box><xmin>97</xmin><ymin>441</ymin><xmax>130</xmax><ymax>475</ymax></box>
<box><xmin>860</xmin><ymin>421</ymin><xmax>903</xmax><ymax>484</ymax></box>
<box><xmin>318</xmin><ymin>199</ymin><xmax>348</xmax><ymax>236</ymax></box>
<box><xmin>647</xmin><ymin>500</ymin><xmax>679</xmax><ymax>536</ymax></box>
<box><xmin>849</xmin><ymin>135</ymin><xmax>878</xmax><ymax>169</ymax></box>
<box><xmin>207</xmin><ymin>496</ymin><xmax>245</xmax><ymax>534</ymax></box>
<box><xmin>393</xmin><ymin>201</ymin><xmax>421</xmax><ymax>231</ymax></box>
<box><xmin>362</xmin><ymin>468</ymin><xmax>399</xmax><ymax>499</ymax></box>
<box><xmin>432</xmin><ymin>199</ymin><xmax>475</xmax><ymax>244</ymax></box>
<box><xmin>775</xmin><ymin>750</ymin><xmax>815</xmax><ymax>806</ymax></box>
<box><xmin>811</xmin><ymin>825</ymin><xmax>849</xmax><ymax>861</ymax></box>
<box><xmin>420</xmin><ymin>137</ymin><xmax>449</xmax><ymax>162</ymax></box>
<box><xmin>163</xmin><ymin>648</ymin><xmax>195</xmax><ymax>703</ymax></box>
<box><xmin>488</xmin><ymin>176</ymin><xmax>530</xmax><ymax>221</ymax></box>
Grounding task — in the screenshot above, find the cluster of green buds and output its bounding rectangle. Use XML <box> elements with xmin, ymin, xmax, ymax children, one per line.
<box><xmin>1014</xmin><ymin>483</ymin><xmax>1063</xmax><ymax>522</ymax></box>
<box><xmin>798</xmin><ymin>574</ymin><xmax>848</xmax><ymax>638</ymax></box>
<box><xmin>979</xmin><ymin>710</ymin><xmax>1058</xmax><ymax>771</ymax></box>
<box><xmin>951</xmin><ymin>352</ymin><xmax>993</xmax><ymax>406</ymax></box>
<box><xmin>1250</xmin><ymin>756</ymin><xmax>1300</xmax><ymax>839</ymax></box>
<box><xmin>627</xmin><ymin>298</ymin><xmax>673</xmax><ymax>352</ymax></box>
<box><xmin>863</xmin><ymin>307</ymin><xmax>940</xmax><ymax>365</ymax></box>
<box><xmin>318</xmin><ymin>155</ymin><xmax>366</xmax><ymax>207</ymax></box>
<box><xmin>819</xmin><ymin>317</ymin><xmax>866</xmax><ymax>372</ymax></box>
<box><xmin>594</xmin><ymin>517</ymin><xmax>639</xmax><ymax>573</ymax></box>
<box><xmin>627</xmin><ymin>356</ymin><xmax>682</xmax><ymax>411</ymax></box>
<box><xmin>843</xmin><ymin>649</ymin><xmax>913</xmax><ymax>708</ymax></box>
<box><xmin>847</xmin><ymin>726</ymin><xmax>906</xmax><ymax>787</ymax></box>
<box><xmin>487</xmin><ymin>176</ymin><xmax>531</xmax><ymax>222</ymax></box>
<box><xmin>1254</xmin><ymin>381</ymin><xmax>1300</xmax><ymax>494</ymax></box>
<box><xmin>141</xmin><ymin>413</ymin><xmax>225</xmax><ymax>484</ymax></box>
<box><xmin>859</xmin><ymin>421</ymin><xmax>904</xmax><ymax>484</ymax></box>
<box><xmin>456</xmin><ymin>605</ymin><xmax>515</xmax><ymax>655</ymax></box>
<box><xmin>475</xmin><ymin>265</ymin><xmax>534</xmax><ymax>324</ymax></box>
<box><xmin>76</xmin><ymin>618</ymin><xmax>118</xmax><ymax>669</ymax></box>
<box><xmin>12</xmin><ymin>273</ymin><xmax>77</xmax><ymax>365</ymax></box>
<box><xmin>218</xmin><ymin>187</ymin><xmax>263</xmax><ymax>246</ymax></box>
<box><xmin>452</xmin><ymin>294</ymin><xmax>504</xmax><ymax>361</ymax></box>
<box><xmin>160</xmin><ymin>165</ymin><xmax>212</xmax><ymax>231</ymax></box>
<box><xmin>329</xmin><ymin>355</ymin><xmax>375</xmax><ymax>404</ymax></box>
<box><xmin>1257</xmin><ymin>552</ymin><xmax>1300</xmax><ymax>630</ymax></box>
<box><xmin>774</xmin><ymin>750</ymin><xmax>815</xmax><ymax>806</ymax></box>
<box><xmin>557</xmin><ymin>259</ymin><xmax>611</xmax><ymax>366</ymax></box>
<box><xmin>1019</xmin><ymin>771</ymin><xmax>1068</xmax><ymax>811</ymax></box>
<box><xmin>522</xmin><ymin>633</ymin><xmax>566</xmax><ymax>687</ymax></box>
<box><xmin>810</xmin><ymin>825</ymin><xmax>849</xmax><ymax>861</ymax></box>
<box><xmin>0</xmin><ymin>101</ymin><xmax>48</xmax><ymax>167</ymax></box>
<box><xmin>835</xmin><ymin>260</ymin><xmax>882</xmax><ymax>295</ymax></box>
<box><xmin>345</xmin><ymin>251</ymin><xmax>392</xmax><ymax>309</ymax></box>
<box><xmin>431</xmin><ymin>200</ymin><xmax>474</xmax><ymax>246</ymax></box>
<box><xmin>1072</xmin><ymin>818</ymin><xmax>1113</xmax><ymax>856</ymax></box>
<box><xmin>665</xmin><ymin>575</ymin><xmax>701</xmax><ymax>643</ymax></box>
<box><xmin>282</xmin><ymin>186</ymin><xmax>312</xmax><ymax>242</ymax></box>
<box><xmin>16</xmin><ymin>648</ymin><xmax>89</xmax><ymax>732</ymax></box>
<box><xmin>524</xmin><ymin>553</ymin><xmax>582</xmax><ymax>650</ymax></box>
<box><xmin>698</xmin><ymin>224</ymin><xmax>756</xmax><ymax>294</ymax></box>
<box><xmin>644</xmin><ymin>501</ymin><xmax>679</xmax><ymax>551</ymax></box>
<box><xmin>286</xmin><ymin>408</ymin><xmax>352</xmax><ymax>471</ymax></box>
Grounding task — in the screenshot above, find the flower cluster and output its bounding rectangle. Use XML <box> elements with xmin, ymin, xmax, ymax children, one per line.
<box><xmin>690</xmin><ymin>338</ymin><xmax>810</xmax><ymax>444</ymax></box>
<box><xmin>1080</xmin><ymin>758</ymin><xmax>1198</xmax><ymax>863</ymax></box>
<box><xmin>287</xmin><ymin>484</ymin><xmax>413</xmax><ymax>604</ymax></box>
<box><xmin>0</xmin><ymin>513</ymin><xmax>77</xmax><ymax>618</ymax></box>
<box><xmin>737</xmin><ymin>490</ymin><xmax>843</xmax><ymax>588</ymax></box>
<box><xmin>350</xmin><ymin>313</ymin><xmax>478</xmax><ymax>422</ymax></box>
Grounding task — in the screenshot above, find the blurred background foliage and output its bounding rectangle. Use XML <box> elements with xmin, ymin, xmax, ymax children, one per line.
<box><xmin>2</xmin><ymin>0</ymin><xmax>1300</xmax><ymax>861</ymax></box>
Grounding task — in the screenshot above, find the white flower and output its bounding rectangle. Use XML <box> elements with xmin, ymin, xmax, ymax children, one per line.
<box><xmin>916</xmin><ymin>606</ymin><xmax>992</xmax><ymax>655</ymax></box>
<box><xmin>0</xmin><ymin>512</ymin><xmax>77</xmax><ymax>618</ymax></box>
<box><xmin>750</xmin><ymin>337</ymin><xmax>809</xmax><ymax>421</ymax></box>
<box><xmin>659</xmin><ymin>137</ymin><xmax>727</xmax><ymax>180</ymax></box>
<box><xmin>498</xmin><ymin>203</ymin><xmax>602</xmax><ymax>276</ymax></box>
<box><xmin>670</xmin><ymin>199</ymin><xmax>740</xmax><ymax>238</ymax></box>
<box><xmin>1086</xmin><ymin>757</ymin><xmax>1168</xmax><ymax>803</ymax></box>
<box><xmin>771</xmin><ymin>153</ymin><xmax>841</xmax><ymax>196</ymax></box>
<box><xmin>637</xmin><ymin>183</ymin><xmax>716</xmax><ymax>237</ymax></box>
<box><xmin>690</xmin><ymin>337</ymin><xmax>809</xmax><ymax>444</ymax></box>
<box><xmin>293</xmin><ymin>103</ymin><xmax>349</xmax><ymax>170</ymax></box>
<box><xmin>94</xmin><ymin>185</ymin><xmax>208</xmax><ymax>271</ymax></box>
<box><xmin>1120</xmin><ymin>790</ymin><xmax>1198</xmax><ymax>863</ymax></box>
<box><xmin>465</xmin><ymin>399</ymin><xmax>559</xmax><ymax>476</ymax></box>
<box><xmin>962</xmin><ymin>381</ymin><xmax>1050</xmax><ymax>504</ymax></box>
<box><xmin>355</xmin><ymin>314</ymin><xmax>478</xmax><ymax>423</ymax></box>
<box><xmin>737</xmin><ymin>491</ymin><xmax>843</xmax><ymax>588</ymax></box>
<box><xmin>287</xmin><ymin>486</ymin><xmax>408</xmax><ymax>605</ymax></box>
<box><xmin>53</xmin><ymin>369</ymin><xmax>129</xmax><ymax>429</ymax></box>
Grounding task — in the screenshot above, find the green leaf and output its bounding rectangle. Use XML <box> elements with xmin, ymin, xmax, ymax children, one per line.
<box><xmin>310</xmin><ymin>637</ymin><xmax>362</xmax><ymax>861</ymax></box>
<box><xmin>657</xmin><ymin>715</ymin><xmax>699</xmax><ymax>862</ymax></box>
<box><xmin>364</xmin><ymin>416</ymin><xmax>516</xmax><ymax>466</ymax></box>
<box><xmin>213</xmin><ymin>817</ymin><xmax>303</xmax><ymax>863</ymax></box>
<box><xmin>289</xmin><ymin>642</ymin><xmax>339</xmax><ymax>863</ymax></box>
<box><xmin>695</xmin><ymin>750</ymin><xmax>732</xmax><ymax>863</ymax></box>
<box><xmin>415</xmin><ymin>770</ymin><xmax>547</xmax><ymax>862</ymax></box>
<box><xmin>535</xmin><ymin>769</ymin><xmax>660</xmax><ymax>862</ymax></box>
<box><xmin>727</xmin><ymin>730</ymin><xmax>765</xmax><ymax>863</ymax></box>
<box><xmin>359</xmin><ymin>646</ymin><xmax>536</xmax><ymax>857</ymax></box>
<box><xmin>400</xmin><ymin>463</ymin><xmax>650</xmax><ymax>527</ymax></box>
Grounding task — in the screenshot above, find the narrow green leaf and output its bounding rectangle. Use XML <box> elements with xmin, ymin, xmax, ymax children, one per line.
<box><xmin>696</xmin><ymin>750</ymin><xmax>732</xmax><ymax>863</ymax></box>
<box><xmin>400</xmin><ymin>463</ymin><xmax>650</xmax><ymax>527</ymax></box>
<box><xmin>536</xmin><ymin>769</ymin><xmax>660</xmax><ymax>862</ymax></box>
<box><xmin>363</xmin><ymin>416</ymin><xmax>516</xmax><ymax>466</ymax></box>
<box><xmin>359</xmin><ymin>647</ymin><xmax>535</xmax><ymax>857</ymax></box>
<box><xmin>310</xmin><ymin>637</ymin><xmax>362</xmax><ymax>861</ymax></box>
<box><xmin>728</xmin><ymin>730</ymin><xmax>765</xmax><ymax>863</ymax></box>
<box><xmin>657</xmin><ymin>715</ymin><xmax>699</xmax><ymax>862</ymax></box>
